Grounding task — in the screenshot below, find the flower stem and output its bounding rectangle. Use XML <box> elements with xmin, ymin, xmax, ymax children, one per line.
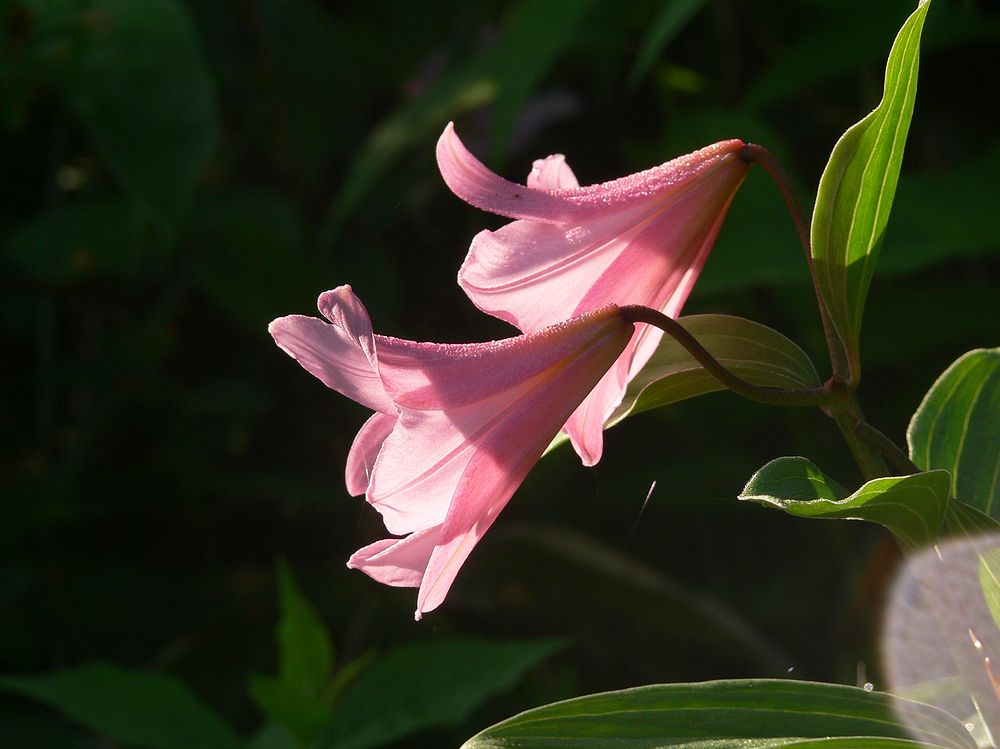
<box><xmin>739</xmin><ymin>144</ymin><xmax>850</xmax><ymax>384</ymax></box>
<box><xmin>823</xmin><ymin>380</ymin><xmax>890</xmax><ymax>480</ymax></box>
<box><xmin>619</xmin><ymin>305</ymin><xmax>828</xmax><ymax>407</ymax></box>
<box><xmin>854</xmin><ymin>422</ymin><xmax>920</xmax><ymax>475</ymax></box>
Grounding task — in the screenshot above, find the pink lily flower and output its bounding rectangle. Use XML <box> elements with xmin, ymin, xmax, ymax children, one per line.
<box><xmin>269</xmin><ymin>286</ymin><xmax>632</xmax><ymax>619</ymax></box>
<box><xmin>437</xmin><ymin>123</ymin><xmax>750</xmax><ymax>466</ymax></box>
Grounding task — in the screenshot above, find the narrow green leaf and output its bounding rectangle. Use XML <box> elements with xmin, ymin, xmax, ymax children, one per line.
<box><xmin>462</xmin><ymin>679</ymin><xmax>975</xmax><ymax>749</ymax></box>
<box><xmin>908</xmin><ymin>348</ymin><xmax>1000</xmax><ymax>517</ymax></box>
<box><xmin>320</xmin><ymin>0</ymin><xmax>596</xmax><ymax>242</ymax></box>
<box><xmin>0</xmin><ymin>663</ymin><xmax>241</xmax><ymax>749</ymax></box>
<box><xmin>249</xmin><ymin>560</ymin><xmax>335</xmax><ymax>742</ymax></box>
<box><xmin>739</xmin><ymin>456</ymin><xmax>949</xmax><ymax>550</ymax></box>
<box><xmin>810</xmin><ymin>0</ymin><xmax>931</xmax><ymax>380</ymax></box>
<box><xmin>320</xmin><ymin>638</ymin><xmax>562</xmax><ymax>749</ymax></box>
<box><xmin>978</xmin><ymin>548</ymin><xmax>1000</xmax><ymax>631</ymax></box>
<box><xmin>607</xmin><ymin>315</ymin><xmax>820</xmax><ymax>430</ymax></box>
<box><xmin>626</xmin><ymin>0</ymin><xmax>709</xmax><ymax>88</ymax></box>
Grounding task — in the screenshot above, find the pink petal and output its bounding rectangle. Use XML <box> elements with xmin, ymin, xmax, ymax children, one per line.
<box><xmin>372</xmin><ymin>306</ymin><xmax>632</xmax><ymax>410</ymax></box>
<box><xmin>347</xmin><ymin>526</ymin><xmax>439</xmax><ymax>589</ymax></box>
<box><xmin>316</xmin><ymin>285</ymin><xmax>380</xmax><ymax>370</ymax></box>
<box><xmin>458</xmin><ymin>206</ymin><xmax>653</xmax><ymax>333</ymax></box>
<box><xmin>436</xmin><ymin>122</ymin><xmax>585</xmax><ymax>223</ymax></box>
<box><xmin>345</xmin><ymin>412</ymin><xmax>398</xmax><ymax>496</ymax></box>
<box><xmin>413</xmin><ymin>311</ymin><xmax>631</xmax><ymax>615</ymax></box>
<box><xmin>366</xmin><ymin>407</ymin><xmax>481</xmax><ymax>535</ymax></box>
<box><xmin>438</xmin><ymin>122</ymin><xmax>746</xmax><ymax>221</ymax></box>
<box><xmin>268</xmin><ymin>313</ymin><xmax>394</xmax><ymax>415</ymax></box>
<box><xmin>527</xmin><ymin>154</ymin><xmax>579</xmax><ymax>190</ymax></box>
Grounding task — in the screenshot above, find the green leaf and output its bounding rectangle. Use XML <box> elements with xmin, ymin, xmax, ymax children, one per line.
<box><xmin>462</xmin><ymin>679</ymin><xmax>975</xmax><ymax>749</ymax></box>
<box><xmin>626</xmin><ymin>0</ymin><xmax>709</xmax><ymax>88</ymax></box>
<box><xmin>608</xmin><ymin>315</ymin><xmax>820</xmax><ymax>430</ymax></box>
<box><xmin>320</xmin><ymin>0</ymin><xmax>597</xmax><ymax>243</ymax></box>
<box><xmin>978</xmin><ymin>547</ymin><xmax>1000</xmax><ymax>631</ymax></box>
<box><xmin>810</xmin><ymin>0</ymin><xmax>931</xmax><ymax>381</ymax></box>
<box><xmin>0</xmin><ymin>663</ymin><xmax>241</xmax><ymax>749</ymax></box>
<box><xmin>249</xmin><ymin>560</ymin><xmax>335</xmax><ymax>742</ymax></box>
<box><xmin>942</xmin><ymin>498</ymin><xmax>1000</xmax><ymax>538</ymax></box>
<box><xmin>3</xmin><ymin>199</ymin><xmax>158</xmax><ymax>282</ymax></box>
<box><xmin>23</xmin><ymin>0</ymin><xmax>217</xmax><ymax>218</ymax></box>
<box><xmin>739</xmin><ymin>456</ymin><xmax>950</xmax><ymax>550</ymax></box>
<box><xmin>319</xmin><ymin>638</ymin><xmax>563</xmax><ymax>749</ymax></box>
<box><xmin>744</xmin><ymin>0</ymin><xmax>994</xmax><ymax>110</ymax></box>
<box><xmin>908</xmin><ymin>348</ymin><xmax>1000</xmax><ymax>517</ymax></box>
<box><xmin>190</xmin><ymin>190</ymin><xmax>321</xmax><ymax>329</ymax></box>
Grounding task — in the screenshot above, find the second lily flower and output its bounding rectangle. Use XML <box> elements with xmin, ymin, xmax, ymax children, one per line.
<box><xmin>437</xmin><ymin>124</ymin><xmax>750</xmax><ymax>465</ymax></box>
<box><xmin>269</xmin><ymin>286</ymin><xmax>634</xmax><ymax>619</ymax></box>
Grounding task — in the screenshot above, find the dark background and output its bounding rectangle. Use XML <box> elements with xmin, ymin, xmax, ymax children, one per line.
<box><xmin>2</xmin><ymin>0</ymin><xmax>998</xmax><ymax>745</ymax></box>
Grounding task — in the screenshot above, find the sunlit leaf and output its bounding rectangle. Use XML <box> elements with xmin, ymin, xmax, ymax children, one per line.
<box><xmin>978</xmin><ymin>547</ymin><xmax>1000</xmax><ymax>632</ymax></box>
<box><xmin>908</xmin><ymin>348</ymin><xmax>1000</xmax><ymax>517</ymax></box>
<box><xmin>319</xmin><ymin>638</ymin><xmax>562</xmax><ymax>749</ymax></box>
<box><xmin>608</xmin><ymin>314</ymin><xmax>820</xmax><ymax>429</ymax></box>
<box><xmin>0</xmin><ymin>663</ymin><xmax>241</xmax><ymax>749</ymax></box>
<box><xmin>810</xmin><ymin>0</ymin><xmax>931</xmax><ymax>381</ymax></box>
<box><xmin>740</xmin><ymin>456</ymin><xmax>949</xmax><ymax>550</ymax></box>
<box><xmin>249</xmin><ymin>560</ymin><xmax>335</xmax><ymax>742</ymax></box>
<box><xmin>462</xmin><ymin>679</ymin><xmax>974</xmax><ymax>749</ymax></box>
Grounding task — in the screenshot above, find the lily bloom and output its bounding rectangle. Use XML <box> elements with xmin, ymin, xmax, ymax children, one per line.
<box><xmin>269</xmin><ymin>286</ymin><xmax>632</xmax><ymax>618</ymax></box>
<box><xmin>437</xmin><ymin>123</ymin><xmax>750</xmax><ymax>466</ymax></box>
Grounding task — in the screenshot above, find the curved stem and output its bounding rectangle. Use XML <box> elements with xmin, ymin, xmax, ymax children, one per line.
<box><xmin>854</xmin><ymin>422</ymin><xmax>920</xmax><ymax>475</ymax></box>
<box><xmin>823</xmin><ymin>380</ymin><xmax>890</xmax><ymax>480</ymax></box>
<box><xmin>739</xmin><ymin>144</ymin><xmax>850</xmax><ymax>383</ymax></box>
<box><xmin>620</xmin><ymin>305</ymin><xmax>828</xmax><ymax>407</ymax></box>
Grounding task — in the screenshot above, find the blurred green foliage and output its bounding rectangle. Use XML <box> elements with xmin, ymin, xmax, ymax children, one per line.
<box><xmin>1</xmin><ymin>0</ymin><xmax>998</xmax><ymax>746</ymax></box>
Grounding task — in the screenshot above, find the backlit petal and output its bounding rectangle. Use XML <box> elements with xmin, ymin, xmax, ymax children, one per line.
<box><xmin>345</xmin><ymin>411</ymin><xmax>397</xmax><ymax>496</ymax></box>
<box><xmin>347</xmin><ymin>526</ymin><xmax>439</xmax><ymax>589</ymax></box>
<box><xmin>268</xmin><ymin>313</ymin><xmax>393</xmax><ymax>414</ymax></box>
<box><xmin>527</xmin><ymin>154</ymin><xmax>579</xmax><ymax>190</ymax></box>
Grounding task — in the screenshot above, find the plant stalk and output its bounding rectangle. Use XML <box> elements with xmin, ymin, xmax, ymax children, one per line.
<box><xmin>739</xmin><ymin>144</ymin><xmax>851</xmax><ymax>384</ymax></box>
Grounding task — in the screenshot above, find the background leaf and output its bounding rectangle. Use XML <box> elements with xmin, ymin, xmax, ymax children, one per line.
<box><xmin>0</xmin><ymin>663</ymin><xmax>241</xmax><ymax>749</ymax></box>
<box><xmin>21</xmin><ymin>0</ymin><xmax>217</xmax><ymax>219</ymax></box>
<box><xmin>249</xmin><ymin>560</ymin><xmax>335</xmax><ymax>742</ymax></box>
<box><xmin>626</xmin><ymin>0</ymin><xmax>709</xmax><ymax>88</ymax></box>
<box><xmin>908</xmin><ymin>348</ymin><xmax>1000</xmax><ymax>518</ymax></box>
<box><xmin>739</xmin><ymin>456</ymin><xmax>950</xmax><ymax>550</ymax></box>
<box><xmin>810</xmin><ymin>0</ymin><xmax>931</xmax><ymax>380</ymax></box>
<box><xmin>321</xmin><ymin>0</ymin><xmax>598</xmax><ymax>243</ymax></box>
<box><xmin>319</xmin><ymin>638</ymin><xmax>563</xmax><ymax>749</ymax></box>
<box><xmin>462</xmin><ymin>679</ymin><xmax>975</xmax><ymax>749</ymax></box>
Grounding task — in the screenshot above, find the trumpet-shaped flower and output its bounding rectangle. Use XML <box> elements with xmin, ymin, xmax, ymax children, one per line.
<box><xmin>437</xmin><ymin>123</ymin><xmax>750</xmax><ymax>465</ymax></box>
<box><xmin>269</xmin><ymin>286</ymin><xmax>632</xmax><ymax>619</ymax></box>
